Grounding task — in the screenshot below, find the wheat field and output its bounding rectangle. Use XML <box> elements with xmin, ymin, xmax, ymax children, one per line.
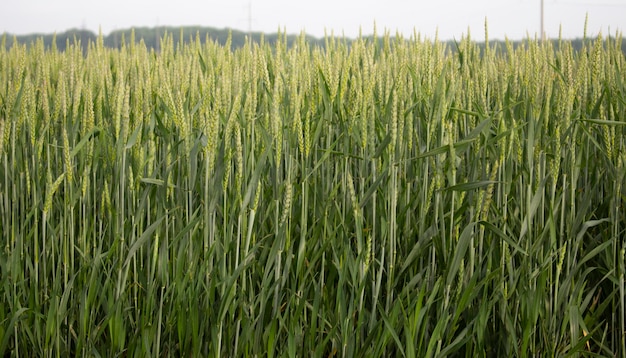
<box><xmin>0</xmin><ymin>27</ymin><xmax>625</xmax><ymax>356</ymax></box>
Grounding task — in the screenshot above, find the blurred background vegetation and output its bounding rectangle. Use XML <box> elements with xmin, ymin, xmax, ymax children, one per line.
<box><xmin>3</xmin><ymin>26</ymin><xmax>626</xmax><ymax>53</ymax></box>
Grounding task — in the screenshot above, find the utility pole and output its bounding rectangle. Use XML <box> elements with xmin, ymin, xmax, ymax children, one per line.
<box><xmin>246</xmin><ymin>1</ymin><xmax>256</xmax><ymax>43</ymax></box>
<box><xmin>248</xmin><ymin>1</ymin><xmax>252</xmax><ymax>37</ymax></box>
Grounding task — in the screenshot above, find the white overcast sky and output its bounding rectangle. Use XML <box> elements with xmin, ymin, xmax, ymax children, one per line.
<box><xmin>1</xmin><ymin>0</ymin><xmax>624</xmax><ymax>41</ymax></box>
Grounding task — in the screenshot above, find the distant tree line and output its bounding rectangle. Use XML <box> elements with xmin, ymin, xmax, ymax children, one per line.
<box><xmin>0</xmin><ymin>26</ymin><xmax>327</xmax><ymax>52</ymax></box>
<box><xmin>2</xmin><ymin>26</ymin><xmax>624</xmax><ymax>55</ymax></box>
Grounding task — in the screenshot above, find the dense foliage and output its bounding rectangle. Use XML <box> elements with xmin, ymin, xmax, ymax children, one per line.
<box><xmin>1</xmin><ymin>28</ymin><xmax>625</xmax><ymax>356</ymax></box>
